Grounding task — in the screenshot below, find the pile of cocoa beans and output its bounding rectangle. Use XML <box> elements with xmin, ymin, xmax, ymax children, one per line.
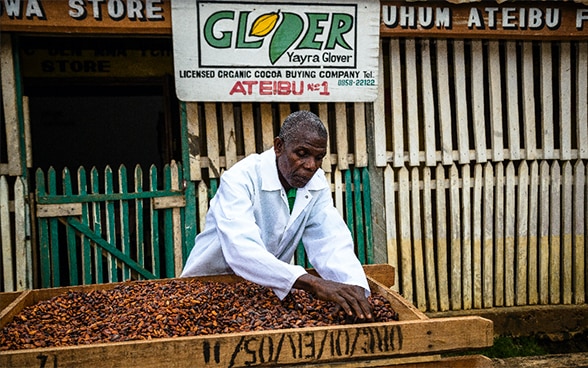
<box><xmin>0</xmin><ymin>279</ymin><xmax>399</xmax><ymax>350</ymax></box>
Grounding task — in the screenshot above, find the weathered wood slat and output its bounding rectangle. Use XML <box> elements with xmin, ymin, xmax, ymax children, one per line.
<box><xmin>538</xmin><ymin>161</ymin><xmax>550</xmax><ymax>304</ymax></box>
<box><xmin>149</xmin><ymin>166</ymin><xmax>161</xmax><ymax>279</ymax></box>
<box><xmin>354</xmin><ymin>103</ymin><xmax>368</xmax><ymax>167</ymax></box>
<box><xmin>373</xmin><ymin>41</ymin><xmax>388</xmax><ymax>168</ymax></box>
<box><xmin>260</xmin><ymin>103</ymin><xmax>274</xmax><ymax>151</ymax></box>
<box><xmin>527</xmin><ymin>161</ymin><xmax>539</xmax><ymax>305</ymax></box>
<box><xmin>561</xmin><ymin>162</ymin><xmax>573</xmax><ymax>304</ymax></box>
<box><xmin>422</xmin><ymin>167</ymin><xmax>438</xmax><ymax>311</ymax></box>
<box><xmin>241</xmin><ymin>103</ymin><xmax>256</xmax><ymax>157</ymax></box>
<box><xmin>335</xmin><ymin>103</ymin><xmax>349</xmax><ymax>170</ymax></box>
<box><xmin>318</xmin><ymin>103</ymin><xmax>332</xmax><ymax>172</ymax></box>
<box><xmin>398</xmin><ymin>167</ymin><xmax>413</xmax><ymax>303</ymax></box>
<box><xmin>505</xmin><ymin>41</ymin><xmax>521</xmax><ymax>160</ymax></box>
<box><xmin>0</xmin><ymin>34</ymin><xmax>22</xmax><ymax>176</ymax></box>
<box><xmin>488</xmin><ymin>41</ymin><xmax>504</xmax><ymax>162</ymax></box>
<box><xmin>421</xmin><ymin>40</ymin><xmax>436</xmax><ymax>167</ymax></box>
<box><xmin>471</xmin><ymin>40</ymin><xmax>487</xmax><ymax>163</ymax></box>
<box><xmin>573</xmin><ymin>161</ymin><xmax>586</xmax><ymax>304</ymax></box>
<box><xmin>14</xmin><ymin>177</ymin><xmax>30</xmax><ymax>290</ymax></box>
<box><xmin>204</xmin><ymin>103</ymin><xmax>220</xmax><ymax>178</ymax></box>
<box><xmin>134</xmin><ymin>166</ymin><xmax>145</xmax><ymax>272</ymax></box>
<box><xmin>577</xmin><ymin>42</ymin><xmax>588</xmax><ymax>159</ymax></box>
<box><xmin>410</xmin><ymin>168</ymin><xmax>426</xmax><ymax>311</ymax></box>
<box><xmin>472</xmin><ymin>164</ymin><xmax>483</xmax><ymax>309</ymax></box>
<box><xmin>384</xmin><ymin>166</ymin><xmax>399</xmax><ymax>292</ymax></box>
<box><xmin>118</xmin><ymin>166</ymin><xmax>131</xmax><ymax>282</ymax></box>
<box><xmin>48</xmin><ymin>169</ymin><xmax>61</xmax><ymax>286</ymax></box>
<box><xmin>405</xmin><ymin>39</ymin><xmax>420</xmax><ymax>167</ymax></box>
<box><xmin>483</xmin><ymin>163</ymin><xmax>494</xmax><ymax>308</ymax></box>
<box><xmin>559</xmin><ymin>43</ymin><xmax>572</xmax><ymax>161</ymax></box>
<box><xmin>436</xmin><ymin>40</ymin><xmax>453</xmax><ymax>166</ymax></box>
<box><xmin>522</xmin><ymin>42</ymin><xmax>537</xmax><ymax>160</ymax></box>
<box><xmin>550</xmin><ymin>162</ymin><xmax>561</xmax><ymax>304</ymax></box>
<box><xmin>222</xmin><ymin>103</ymin><xmax>237</xmax><ymax>170</ymax></box>
<box><xmin>104</xmin><ymin>167</ymin><xmax>118</xmax><ymax>283</ymax></box>
<box><xmin>461</xmin><ymin>164</ymin><xmax>472</xmax><ymax>310</ymax></box>
<box><xmin>453</xmin><ymin>40</ymin><xmax>470</xmax><ymax>164</ymax></box>
<box><xmin>0</xmin><ymin>176</ymin><xmax>13</xmax><ymax>292</ymax></box>
<box><xmin>449</xmin><ymin>165</ymin><xmax>461</xmax><ymax>310</ymax></box>
<box><xmin>516</xmin><ymin>162</ymin><xmax>529</xmax><ymax>306</ymax></box>
<box><xmin>504</xmin><ymin>162</ymin><xmax>516</xmax><ymax>307</ymax></box>
<box><xmin>185</xmin><ymin>102</ymin><xmax>202</xmax><ymax>181</ymax></box>
<box><xmin>77</xmin><ymin>167</ymin><xmax>92</xmax><ymax>285</ymax></box>
<box><xmin>541</xmin><ymin>42</ymin><xmax>555</xmax><ymax>160</ymax></box>
<box><xmin>334</xmin><ymin>167</ymin><xmax>344</xmax><ymax>217</ymax></box>
<box><xmin>435</xmin><ymin>165</ymin><xmax>449</xmax><ymax>311</ymax></box>
<box><xmin>493</xmin><ymin>163</ymin><xmax>505</xmax><ymax>307</ymax></box>
<box><xmin>91</xmin><ymin>168</ymin><xmax>104</xmax><ymax>283</ymax></box>
<box><xmin>389</xmin><ymin>39</ymin><xmax>404</xmax><ymax>167</ymax></box>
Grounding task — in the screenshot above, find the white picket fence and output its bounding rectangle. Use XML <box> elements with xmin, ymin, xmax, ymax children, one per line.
<box><xmin>0</xmin><ymin>175</ymin><xmax>32</xmax><ymax>291</ymax></box>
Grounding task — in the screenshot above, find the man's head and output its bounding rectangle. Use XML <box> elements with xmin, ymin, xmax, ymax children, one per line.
<box><xmin>274</xmin><ymin>111</ymin><xmax>328</xmax><ymax>190</ymax></box>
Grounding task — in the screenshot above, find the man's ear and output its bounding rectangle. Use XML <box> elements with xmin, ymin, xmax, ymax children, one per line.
<box><xmin>274</xmin><ymin>137</ymin><xmax>284</xmax><ymax>156</ymax></box>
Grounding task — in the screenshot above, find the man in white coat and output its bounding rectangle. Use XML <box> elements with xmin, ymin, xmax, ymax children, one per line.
<box><xmin>181</xmin><ymin>110</ymin><xmax>372</xmax><ymax>320</ymax></box>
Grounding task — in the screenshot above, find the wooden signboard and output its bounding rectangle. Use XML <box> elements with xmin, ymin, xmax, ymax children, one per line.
<box><xmin>0</xmin><ymin>265</ymin><xmax>493</xmax><ymax>367</ymax></box>
<box><xmin>381</xmin><ymin>1</ymin><xmax>588</xmax><ymax>40</ymax></box>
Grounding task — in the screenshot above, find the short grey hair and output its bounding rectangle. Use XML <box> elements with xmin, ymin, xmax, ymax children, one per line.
<box><xmin>278</xmin><ymin>110</ymin><xmax>327</xmax><ymax>143</ymax></box>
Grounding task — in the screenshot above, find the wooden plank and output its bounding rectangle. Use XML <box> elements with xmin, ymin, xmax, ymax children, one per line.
<box><xmin>36</xmin><ymin>203</ymin><xmax>83</xmax><ymax>218</ymax></box>
<box><xmin>118</xmin><ymin>166</ymin><xmax>131</xmax><ymax>282</ymax></box>
<box><xmin>260</xmin><ymin>103</ymin><xmax>274</xmax><ymax>151</ymax></box>
<box><xmin>453</xmin><ymin>40</ymin><xmax>470</xmax><ymax>164</ymax></box>
<box><xmin>436</xmin><ymin>40</ymin><xmax>453</xmax><ymax>166</ymax></box>
<box><xmin>104</xmin><ymin>167</ymin><xmax>118</xmax><ymax>283</ymax></box>
<box><xmin>516</xmin><ymin>162</ymin><xmax>529</xmax><ymax>306</ymax></box>
<box><xmin>449</xmin><ymin>165</ymin><xmax>462</xmax><ymax>310</ymax></box>
<box><xmin>577</xmin><ymin>42</ymin><xmax>588</xmax><ymax>159</ymax></box>
<box><xmin>0</xmin><ymin>290</ymin><xmax>32</xmax><ymax>329</ymax></box>
<box><xmin>538</xmin><ymin>161</ymin><xmax>551</xmax><ymax>304</ymax></box>
<box><xmin>435</xmin><ymin>165</ymin><xmax>449</xmax><ymax>311</ymax></box>
<box><xmin>398</xmin><ymin>167</ymin><xmax>413</xmax><ymax>303</ymax></box>
<box><xmin>422</xmin><ymin>167</ymin><xmax>438</xmax><ymax>312</ymax></box>
<box><xmin>373</xmin><ymin>41</ymin><xmax>388</xmax><ymax>168</ymax></box>
<box><xmin>482</xmin><ymin>163</ymin><xmax>494</xmax><ymax>308</ymax></box>
<box><xmin>471</xmin><ymin>40</ymin><xmax>487</xmax><ymax>163</ymax></box>
<box><xmin>335</xmin><ymin>103</ymin><xmax>349</xmax><ymax>170</ymax></box>
<box><xmin>197</xmin><ymin>181</ymin><xmax>208</xmax><ymax>235</ymax></box>
<box><xmin>0</xmin><ymin>315</ymin><xmax>492</xmax><ymax>368</ymax></box>
<box><xmin>133</xmin><ymin>166</ymin><xmax>145</xmax><ymax>273</ymax></box>
<box><xmin>573</xmin><ymin>161</ymin><xmax>586</xmax><ymax>304</ymax></box>
<box><xmin>561</xmin><ymin>162</ymin><xmax>573</xmax><ymax>304</ymax></box>
<box><xmin>334</xmin><ymin>168</ymin><xmax>344</xmax><ymax>217</ymax></box>
<box><xmin>22</xmin><ymin>96</ymin><xmax>32</xmax><ymax>168</ymax></box>
<box><xmin>91</xmin><ymin>168</ymin><xmax>105</xmax><ymax>283</ymax></box>
<box><xmin>204</xmin><ymin>103</ymin><xmax>220</xmax><ymax>178</ymax></box>
<box><xmin>421</xmin><ymin>40</ymin><xmax>436</xmax><ymax>167</ymax></box>
<box><xmin>354</xmin><ymin>103</ymin><xmax>368</xmax><ymax>167</ymax></box>
<box><xmin>171</xmin><ymin>162</ymin><xmax>183</xmax><ymax>277</ymax></box>
<box><xmin>472</xmin><ymin>164</ymin><xmax>483</xmax><ymax>309</ymax></box>
<box><xmin>549</xmin><ymin>162</ymin><xmax>561</xmax><ymax>304</ymax></box>
<box><xmin>505</xmin><ymin>41</ymin><xmax>521</xmax><ymax>160</ymax></box>
<box><xmin>410</xmin><ymin>168</ymin><xmax>426</xmax><ymax>311</ymax></box>
<box><xmin>504</xmin><ymin>162</ymin><xmax>516</xmax><ymax>307</ymax></box>
<box><xmin>0</xmin><ymin>176</ymin><xmax>13</xmax><ymax>291</ymax></box>
<box><xmin>493</xmin><ymin>163</ymin><xmax>505</xmax><ymax>307</ymax></box>
<box><xmin>560</xmin><ymin>42</ymin><xmax>572</xmax><ymax>161</ymax></box>
<box><xmin>486</xmin><ymin>41</ymin><xmax>506</xmax><ymax>162</ymax></box>
<box><xmin>318</xmin><ymin>103</ymin><xmax>332</xmax><ymax>172</ymax></box>
<box><xmin>461</xmin><ymin>165</ymin><xmax>472</xmax><ymax>310</ymax></box>
<box><xmin>1</xmin><ymin>34</ymin><xmax>22</xmax><ymax>176</ymax></box>
<box><xmin>185</xmin><ymin>102</ymin><xmax>202</xmax><ymax>181</ymax></box>
<box><xmin>152</xmin><ymin>196</ymin><xmax>186</xmax><ymax>210</ymax></box>
<box><xmin>241</xmin><ymin>104</ymin><xmax>256</xmax><ymax>157</ymax></box>
<box><xmin>384</xmin><ymin>166</ymin><xmax>399</xmax><ymax>292</ymax></box>
<box><xmin>389</xmin><ymin>39</ymin><xmax>405</xmax><ymax>167</ymax></box>
<box><xmin>522</xmin><ymin>42</ymin><xmax>537</xmax><ymax>160</ymax></box>
<box><xmin>14</xmin><ymin>177</ymin><xmax>30</xmax><ymax>290</ymax></box>
<box><xmin>405</xmin><ymin>39</ymin><xmax>420</xmax><ymax>167</ymax></box>
<box><xmin>541</xmin><ymin>42</ymin><xmax>555</xmax><ymax>160</ymax></box>
<box><xmin>527</xmin><ymin>161</ymin><xmax>539</xmax><ymax>305</ymax></box>
<box><xmin>222</xmin><ymin>103</ymin><xmax>237</xmax><ymax>170</ymax></box>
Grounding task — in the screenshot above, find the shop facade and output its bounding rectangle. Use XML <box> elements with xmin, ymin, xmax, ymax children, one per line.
<box><xmin>1</xmin><ymin>0</ymin><xmax>588</xmax><ymax>317</ymax></box>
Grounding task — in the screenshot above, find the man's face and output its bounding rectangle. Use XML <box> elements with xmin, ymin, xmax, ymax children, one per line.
<box><xmin>274</xmin><ymin>129</ymin><xmax>327</xmax><ymax>189</ymax></box>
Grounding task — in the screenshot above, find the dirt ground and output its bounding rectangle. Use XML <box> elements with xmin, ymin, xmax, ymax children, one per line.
<box><xmin>493</xmin><ymin>352</ymin><xmax>588</xmax><ymax>367</ymax></box>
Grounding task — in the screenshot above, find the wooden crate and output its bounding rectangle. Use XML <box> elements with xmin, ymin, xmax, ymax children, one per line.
<box><xmin>0</xmin><ymin>265</ymin><xmax>493</xmax><ymax>367</ymax></box>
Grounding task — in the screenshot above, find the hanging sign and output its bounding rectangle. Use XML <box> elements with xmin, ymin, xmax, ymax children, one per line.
<box><xmin>171</xmin><ymin>0</ymin><xmax>380</xmax><ymax>102</ymax></box>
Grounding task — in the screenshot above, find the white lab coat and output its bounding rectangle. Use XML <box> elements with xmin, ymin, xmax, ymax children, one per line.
<box><xmin>181</xmin><ymin>148</ymin><xmax>369</xmax><ymax>299</ymax></box>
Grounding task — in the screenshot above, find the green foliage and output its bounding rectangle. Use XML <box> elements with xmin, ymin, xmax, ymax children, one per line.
<box><xmin>477</xmin><ymin>336</ymin><xmax>548</xmax><ymax>358</ymax></box>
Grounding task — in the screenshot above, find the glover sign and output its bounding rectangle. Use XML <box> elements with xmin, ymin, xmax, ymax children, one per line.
<box><xmin>171</xmin><ymin>0</ymin><xmax>380</xmax><ymax>102</ymax></box>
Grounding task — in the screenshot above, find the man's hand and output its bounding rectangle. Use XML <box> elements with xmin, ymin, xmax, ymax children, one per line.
<box><xmin>293</xmin><ymin>274</ymin><xmax>373</xmax><ymax>321</ymax></box>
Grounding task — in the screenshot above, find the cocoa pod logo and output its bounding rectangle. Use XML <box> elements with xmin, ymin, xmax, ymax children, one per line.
<box><xmin>249</xmin><ymin>11</ymin><xmax>304</xmax><ymax>65</ymax></box>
